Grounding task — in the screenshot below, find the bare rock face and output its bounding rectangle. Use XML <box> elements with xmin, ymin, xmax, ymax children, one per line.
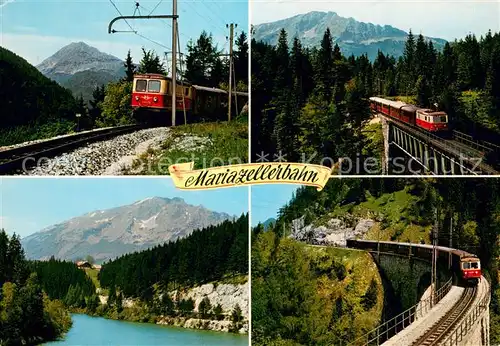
<box><xmin>158</xmin><ymin>280</ymin><xmax>249</xmax><ymax>334</ymax></box>
<box><xmin>169</xmin><ymin>281</ymin><xmax>249</xmax><ymax>318</ymax></box>
<box><xmin>290</xmin><ymin>215</ymin><xmax>375</xmax><ymax>246</ymax></box>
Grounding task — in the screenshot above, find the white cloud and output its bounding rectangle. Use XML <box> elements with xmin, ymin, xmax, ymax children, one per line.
<box><xmin>1</xmin><ymin>33</ymin><xmax>146</xmax><ymax>65</ymax></box>
<box><xmin>251</xmin><ymin>0</ymin><xmax>500</xmax><ymax>41</ymax></box>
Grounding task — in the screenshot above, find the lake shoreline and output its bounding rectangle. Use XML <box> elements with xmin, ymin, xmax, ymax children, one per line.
<box><xmin>45</xmin><ymin>314</ymin><xmax>248</xmax><ymax>345</ymax></box>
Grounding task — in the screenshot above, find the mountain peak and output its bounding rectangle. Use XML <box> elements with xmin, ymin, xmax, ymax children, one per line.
<box><xmin>36</xmin><ymin>41</ymin><xmax>123</xmax><ymax>77</ymax></box>
<box><xmin>253</xmin><ymin>11</ymin><xmax>446</xmax><ymax>60</ymax></box>
<box><xmin>22</xmin><ymin>197</ymin><xmax>234</xmax><ymax>262</ymax></box>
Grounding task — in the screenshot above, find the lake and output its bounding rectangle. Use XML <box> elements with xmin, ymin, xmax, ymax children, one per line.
<box><xmin>45</xmin><ymin>314</ymin><xmax>249</xmax><ymax>345</ymax></box>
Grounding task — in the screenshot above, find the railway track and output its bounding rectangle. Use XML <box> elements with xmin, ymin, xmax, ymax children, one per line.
<box><xmin>0</xmin><ymin>124</ymin><xmax>145</xmax><ymax>175</ymax></box>
<box><xmin>411</xmin><ymin>286</ymin><xmax>477</xmax><ymax>346</ymax></box>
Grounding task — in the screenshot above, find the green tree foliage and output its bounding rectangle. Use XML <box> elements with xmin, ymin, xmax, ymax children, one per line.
<box><xmin>97</xmin><ymin>81</ymin><xmax>134</xmax><ymax>127</ymax></box>
<box><xmin>0</xmin><ymin>47</ymin><xmax>77</xmax><ymax>132</ymax></box>
<box><xmin>161</xmin><ymin>293</ymin><xmax>175</xmax><ymax>315</ymax></box>
<box><xmin>98</xmin><ymin>214</ymin><xmax>248</xmax><ymax>298</ymax></box>
<box><xmin>0</xmin><ymin>230</ymin><xmax>72</xmax><ymax>344</ymax></box>
<box><xmin>252</xmin><ymin>28</ymin><xmax>500</xmax><ymax>161</ymax></box>
<box><xmin>29</xmin><ymin>257</ymin><xmax>95</xmax><ymax>301</ymax></box>
<box><xmin>138</xmin><ymin>48</ymin><xmax>166</xmax><ymax>75</ymax></box>
<box><xmin>213</xmin><ymin>303</ymin><xmax>224</xmax><ymax>321</ymax></box>
<box><xmin>124</xmin><ymin>50</ymin><xmax>136</xmax><ymax>82</ymax></box>
<box><xmin>198</xmin><ymin>297</ymin><xmax>211</xmax><ymax>318</ymax></box>
<box><xmin>234</xmin><ymin>31</ymin><xmax>249</xmax><ymax>89</ymax></box>
<box><xmin>184</xmin><ymin>31</ymin><xmax>234</xmax><ymax>88</ymax></box>
<box><xmin>361</xmin><ymin>278</ymin><xmax>378</xmax><ymax>310</ymax></box>
<box><xmin>257</xmin><ymin>178</ymin><xmax>500</xmax><ymax>342</ymax></box>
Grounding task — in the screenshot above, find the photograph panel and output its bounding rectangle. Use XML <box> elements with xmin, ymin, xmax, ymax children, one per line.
<box><xmin>1</xmin><ymin>0</ymin><xmax>248</xmax><ymax>176</ymax></box>
<box><xmin>250</xmin><ymin>0</ymin><xmax>500</xmax><ymax>175</ymax></box>
<box><xmin>251</xmin><ymin>178</ymin><xmax>496</xmax><ymax>345</ymax></box>
<box><xmin>0</xmin><ymin>178</ymin><xmax>249</xmax><ymax>345</ymax></box>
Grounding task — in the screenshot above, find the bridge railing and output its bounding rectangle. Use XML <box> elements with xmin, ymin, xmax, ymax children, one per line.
<box><xmin>347</xmin><ymin>277</ymin><xmax>453</xmax><ymax>346</ymax></box>
<box><xmin>388</xmin><ymin>116</ymin><xmax>485</xmax><ymax>158</ymax></box>
<box><xmin>453</xmin><ymin>130</ymin><xmax>500</xmax><ymax>154</ymax></box>
<box><xmin>439</xmin><ymin>279</ymin><xmax>491</xmax><ymax>346</ymax></box>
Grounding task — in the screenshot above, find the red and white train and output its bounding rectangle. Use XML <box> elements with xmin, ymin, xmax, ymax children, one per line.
<box><xmin>346</xmin><ymin>239</ymin><xmax>481</xmax><ymax>285</ymax></box>
<box><xmin>131</xmin><ymin>73</ymin><xmax>248</xmax><ymax>124</ymax></box>
<box><xmin>369</xmin><ymin>96</ymin><xmax>449</xmax><ymax>133</ymax></box>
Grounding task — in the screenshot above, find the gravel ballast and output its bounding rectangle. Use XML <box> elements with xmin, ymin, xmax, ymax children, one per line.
<box><xmin>20</xmin><ymin>127</ymin><xmax>171</xmax><ymax>175</ymax></box>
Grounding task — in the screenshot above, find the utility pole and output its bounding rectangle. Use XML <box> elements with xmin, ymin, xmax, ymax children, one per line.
<box><xmin>171</xmin><ymin>0</ymin><xmax>177</xmax><ymax>127</ymax></box>
<box><xmin>227</xmin><ymin>23</ymin><xmax>236</xmax><ymax>121</ymax></box>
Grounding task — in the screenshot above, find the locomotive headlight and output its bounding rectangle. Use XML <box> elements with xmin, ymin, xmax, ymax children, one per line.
<box><xmin>135</xmin><ymin>96</ymin><xmax>139</xmax><ymax>101</ymax></box>
<box><xmin>154</xmin><ymin>97</ymin><xmax>158</xmax><ymax>102</ymax></box>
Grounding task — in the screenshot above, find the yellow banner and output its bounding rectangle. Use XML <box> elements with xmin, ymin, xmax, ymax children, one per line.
<box><xmin>169</xmin><ymin>162</ymin><xmax>333</xmax><ymax>191</ymax></box>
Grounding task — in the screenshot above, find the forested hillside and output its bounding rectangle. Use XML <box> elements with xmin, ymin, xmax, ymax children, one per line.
<box><xmin>251</xmin><ymin>27</ymin><xmax>500</xmax><ymax>164</ymax></box>
<box><xmin>98</xmin><ymin>213</ymin><xmax>248</xmax><ymax>299</ymax></box>
<box><xmin>252</xmin><ymin>230</ymin><xmax>384</xmax><ymax>345</ymax></box>
<box><xmin>256</xmin><ymin>178</ymin><xmax>500</xmax><ymax>343</ymax></box>
<box><xmin>0</xmin><ymin>230</ymin><xmax>73</xmax><ymax>345</ymax></box>
<box><xmin>0</xmin><ymin>47</ymin><xmax>79</xmax><ymax>146</ymax></box>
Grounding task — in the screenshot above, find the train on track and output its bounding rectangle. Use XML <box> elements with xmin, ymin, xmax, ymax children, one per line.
<box><xmin>369</xmin><ymin>96</ymin><xmax>449</xmax><ymax>134</ymax></box>
<box><xmin>131</xmin><ymin>73</ymin><xmax>248</xmax><ymax>125</ymax></box>
<box><xmin>346</xmin><ymin>239</ymin><xmax>482</xmax><ymax>285</ymax></box>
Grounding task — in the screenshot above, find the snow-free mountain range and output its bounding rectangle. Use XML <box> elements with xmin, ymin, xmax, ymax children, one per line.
<box><xmin>36</xmin><ymin>42</ymin><xmax>128</xmax><ymax>102</ymax></box>
<box><xmin>21</xmin><ymin>197</ymin><xmax>234</xmax><ymax>263</ymax></box>
<box><xmin>253</xmin><ymin>11</ymin><xmax>447</xmax><ymax>60</ymax></box>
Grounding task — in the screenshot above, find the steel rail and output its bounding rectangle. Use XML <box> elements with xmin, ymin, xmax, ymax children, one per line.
<box><xmin>0</xmin><ymin>124</ymin><xmax>145</xmax><ymax>174</ymax></box>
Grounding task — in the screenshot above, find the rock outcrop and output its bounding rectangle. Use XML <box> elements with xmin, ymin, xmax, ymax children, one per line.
<box><xmin>169</xmin><ymin>281</ymin><xmax>249</xmax><ymax>318</ymax></box>
<box><xmin>291</xmin><ymin>215</ymin><xmax>375</xmax><ymax>246</ymax></box>
<box><xmin>157</xmin><ymin>280</ymin><xmax>249</xmax><ymax>334</ymax></box>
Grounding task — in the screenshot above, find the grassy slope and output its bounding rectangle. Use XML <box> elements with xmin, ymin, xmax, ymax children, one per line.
<box><xmin>132</xmin><ymin>120</ymin><xmax>248</xmax><ymax>175</ymax></box>
<box><xmin>84</xmin><ymin>268</ymin><xmax>100</xmax><ymax>288</ymax></box>
<box><xmin>306</xmin><ymin>246</ymin><xmax>384</xmax><ymax>339</ymax></box>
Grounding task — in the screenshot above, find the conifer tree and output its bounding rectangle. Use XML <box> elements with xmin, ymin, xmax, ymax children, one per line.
<box><xmin>124</xmin><ymin>50</ymin><xmax>136</xmax><ymax>82</ymax></box>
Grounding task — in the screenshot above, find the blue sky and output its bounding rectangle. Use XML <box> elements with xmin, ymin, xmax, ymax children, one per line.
<box><xmin>252</xmin><ymin>0</ymin><xmax>500</xmax><ymax>41</ymax></box>
<box><xmin>0</xmin><ymin>177</ymin><xmax>249</xmax><ymax>239</ymax></box>
<box><xmin>1</xmin><ymin>0</ymin><xmax>248</xmax><ymax>66</ymax></box>
<box><xmin>251</xmin><ymin>184</ymin><xmax>298</xmax><ymax>226</ymax></box>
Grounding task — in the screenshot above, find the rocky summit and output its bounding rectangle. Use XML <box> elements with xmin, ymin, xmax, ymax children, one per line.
<box><xmin>36</xmin><ymin>42</ymin><xmax>126</xmax><ymax>101</ymax></box>
<box><xmin>21</xmin><ymin>197</ymin><xmax>234</xmax><ymax>262</ymax></box>
<box><xmin>37</xmin><ymin>42</ymin><xmax>123</xmax><ymax>79</ymax></box>
<box><xmin>252</xmin><ymin>11</ymin><xmax>447</xmax><ymax>60</ymax></box>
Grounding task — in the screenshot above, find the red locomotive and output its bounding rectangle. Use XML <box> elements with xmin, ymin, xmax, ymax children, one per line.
<box><xmin>369</xmin><ymin>96</ymin><xmax>449</xmax><ymax>133</ymax></box>
<box><xmin>131</xmin><ymin>73</ymin><xmax>248</xmax><ymax>125</ymax></box>
<box><xmin>132</xmin><ymin>73</ymin><xmax>192</xmax><ymax>113</ymax></box>
<box><xmin>346</xmin><ymin>239</ymin><xmax>482</xmax><ymax>285</ymax></box>
<box><xmin>452</xmin><ymin>250</ymin><xmax>481</xmax><ymax>284</ymax></box>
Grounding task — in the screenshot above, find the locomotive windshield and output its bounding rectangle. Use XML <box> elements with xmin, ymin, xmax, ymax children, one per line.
<box><xmin>436</xmin><ymin>115</ymin><xmax>447</xmax><ymax>123</ymax></box>
<box><xmin>136</xmin><ymin>79</ymin><xmax>147</xmax><ymax>92</ymax></box>
<box><xmin>462</xmin><ymin>261</ymin><xmax>480</xmax><ymax>269</ymax></box>
<box><xmin>148</xmin><ymin>80</ymin><xmax>161</xmax><ymax>93</ymax></box>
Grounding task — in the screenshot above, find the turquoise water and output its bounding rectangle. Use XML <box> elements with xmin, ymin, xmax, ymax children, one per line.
<box><xmin>45</xmin><ymin>314</ymin><xmax>249</xmax><ymax>346</ymax></box>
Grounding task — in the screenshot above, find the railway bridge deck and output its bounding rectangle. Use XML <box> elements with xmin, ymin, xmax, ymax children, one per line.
<box><xmin>378</xmin><ymin>113</ymin><xmax>500</xmax><ymax>175</ymax></box>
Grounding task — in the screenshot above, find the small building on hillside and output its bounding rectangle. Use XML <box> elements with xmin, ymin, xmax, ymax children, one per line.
<box><xmin>76</xmin><ymin>261</ymin><xmax>92</xmax><ymax>269</ymax></box>
<box><xmin>93</xmin><ymin>264</ymin><xmax>102</xmax><ymax>271</ymax></box>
